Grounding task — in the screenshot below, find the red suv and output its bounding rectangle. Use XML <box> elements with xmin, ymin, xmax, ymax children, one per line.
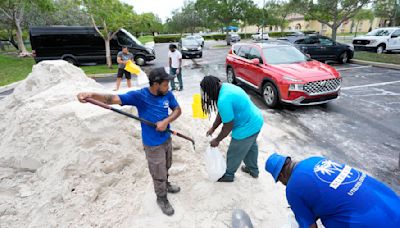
<box><xmin>225</xmin><ymin>42</ymin><xmax>342</xmax><ymax>108</ymax></box>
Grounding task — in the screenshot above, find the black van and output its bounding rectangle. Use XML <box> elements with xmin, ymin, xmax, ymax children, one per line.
<box><xmin>29</xmin><ymin>26</ymin><xmax>155</xmax><ymax>66</ymax></box>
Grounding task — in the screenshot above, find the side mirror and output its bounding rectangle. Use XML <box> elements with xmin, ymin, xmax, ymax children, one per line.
<box><xmin>251</xmin><ymin>58</ymin><xmax>260</xmax><ymax>65</ymax></box>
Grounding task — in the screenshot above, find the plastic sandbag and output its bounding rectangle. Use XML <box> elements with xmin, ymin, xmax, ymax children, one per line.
<box><xmin>137</xmin><ymin>70</ymin><xmax>149</xmax><ymax>86</ymax></box>
<box><xmin>204</xmin><ymin>145</ymin><xmax>226</xmax><ymax>181</ymax></box>
<box><xmin>124</xmin><ymin>60</ymin><xmax>141</xmax><ymax>75</ymax></box>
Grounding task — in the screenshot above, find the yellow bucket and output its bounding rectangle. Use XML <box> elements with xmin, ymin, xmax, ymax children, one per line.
<box><xmin>124</xmin><ymin>60</ymin><xmax>141</xmax><ymax>75</ymax></box>
<box><xmin>192</xmin><ymin>93</ymin><xmax>207</xmax><ymax>119</ymax></box>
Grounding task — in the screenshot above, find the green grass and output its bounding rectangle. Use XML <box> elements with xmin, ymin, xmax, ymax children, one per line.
<box><xmin>138</xmin><ymin>35</ymin><xmax>154</xmax><ymax>44</ymax></box>
<box><xmin>0</xmin><ymin>53</ymin><xmax>119</xmax><ymax>86</ymax></box>
<box><xmin>354</xmin><ymin>51</ymin><xmax>400</xmax><ymax>65</ymax></box>
<box><xmin>0</xmin><ymin>54</ymin><xmax>35</xmax><ymax>86</ymax></box>
<box><xmin>80</xmin><ymin>64</ymin><xmax>118</xmax><ymax>75</ymax></box>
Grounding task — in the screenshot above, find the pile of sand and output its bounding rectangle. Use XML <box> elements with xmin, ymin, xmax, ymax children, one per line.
<box><xmin>0</xmin><ymin>60</ymin><xmax>290</xmax><ymax>227</ymax></box>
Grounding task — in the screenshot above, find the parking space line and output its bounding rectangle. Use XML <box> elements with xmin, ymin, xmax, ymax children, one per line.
<box><xmin>336</xmin><ymin>65</ymin><xmax>372</xmax><ymax>71</ymax></box>
<box><xmin>342</xmin><ymin>80</ymin><xmax>400</xmax><ymax>90</ymax></box>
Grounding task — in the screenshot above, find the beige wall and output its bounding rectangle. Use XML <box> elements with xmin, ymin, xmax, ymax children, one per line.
<box><xmin>241</xmin><ymin>17</ymin><xmax>383</xmax><ymax>35</ymax></box>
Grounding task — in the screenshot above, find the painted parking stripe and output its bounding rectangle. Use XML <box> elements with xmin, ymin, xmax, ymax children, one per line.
<box><xmin>336</xmin><ymin>65</ymin><xmax>372</xmax><ymax>71</ymax></box>
<box><xmin>342</xmin><ymin>80</ymin><xmax>400</xmax><ymax>90</ymax></box>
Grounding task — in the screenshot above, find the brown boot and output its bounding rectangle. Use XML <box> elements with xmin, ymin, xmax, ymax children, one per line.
<box><xmin>167</xmin><ymin>182</ymin><xmax>181</xmax><ymax>193</ymax></box>
<box><xmin>156</xmin><ymin>195</ymin><xmax>174</xmax><ymax>216</ymax></box>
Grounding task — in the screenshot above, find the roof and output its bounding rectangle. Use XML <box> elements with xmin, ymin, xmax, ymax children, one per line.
<box><xmin>29</xmin><ymin>26</ymin><xmax>103</xmax><ymax>36</ymax></box>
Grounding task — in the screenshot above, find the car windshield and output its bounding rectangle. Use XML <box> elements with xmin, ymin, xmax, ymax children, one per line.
<box><xmin>366</xmin><ymin>29</ymin><xmax>395</xmax><ymax>36</ymax></box>
<box><xmin>263</xmin><ymin>46</ymin><xmax>308</xmax><ymax>64</ymax></box>
<box><xmin>182</xmin><ymin>39</ymin><xmax>198</xmax><ymax>46</ymax></box>
<box><xmin>121</xmin><ymin>29</ymin><xmax>143</xmax><ymax>46</ymax></box>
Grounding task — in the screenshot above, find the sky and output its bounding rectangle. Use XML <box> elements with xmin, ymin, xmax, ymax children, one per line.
<box><xmin>121</xmin><ymin>0</ymin><xmax>265</xmax><ymax>23</ymax></box>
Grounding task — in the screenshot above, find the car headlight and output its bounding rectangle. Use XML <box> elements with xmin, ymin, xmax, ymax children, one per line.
<box><xmin>289</xmin><ymin>84</ymin><xmax>304</xmax><ymax>91</ymax></box>
<box><xmin>369</xmin><ymin>40</ymin><xmax>377</xmax><ymax>45</ymax></box>
<box><xmin>146</xmin><ymin>48</ymin><xmax>153</xmax><ymax>54</ymax></box>
<box><xmin>283</xmin><ymin>75</ymin><xmax>303</xmax><ymax>82</ymax></box>
<box><xmin>197</xmin><ymin>47</ymin><xmax>202</xmax><ymax>50</ymax></box>
<box><xmin>182</xmin><ymin>47</ymin><xmax>188</xmax><ymax>51</ymax></box>
<box><xmin>348</xmin><ymin>44</ymin><xmax>354</xmax><ymax>51</ymax></box>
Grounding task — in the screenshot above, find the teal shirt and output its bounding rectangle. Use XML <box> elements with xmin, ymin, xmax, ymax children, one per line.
<box><xmin>217</xmin><ymin>83</ymin><xmax>264</xmax><ymax>139</ymax></box>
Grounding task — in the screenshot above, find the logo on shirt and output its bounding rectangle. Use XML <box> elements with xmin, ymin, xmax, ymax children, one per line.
<box><xmin>313</xmin><ymin>159</ymin><xmax>361</xmax><ymax>189</ymax></box>
<box><xmin>163</xmin><ymin>100</ymin><xmax>169</xmax><ymax>109</ymax></box>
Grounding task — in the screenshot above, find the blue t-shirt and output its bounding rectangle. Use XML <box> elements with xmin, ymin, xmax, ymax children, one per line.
<box><xmin>217</xmin><ymin>83</ymin><xmax>263</xmax><ymax>139</ymax></box>
<box><xmin>118</xmin><ymin>88</ymin><xmax>179</xmax><ymax>146</ymax></box>
<box><xmin>286</xmin><ymin>157</ymin><xmax>400</xmax><ymax>228</ymax></box>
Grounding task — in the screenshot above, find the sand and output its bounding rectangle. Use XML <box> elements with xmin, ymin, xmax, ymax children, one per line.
<box><xmin>0</xmin><ymin>60</ymin><xmax>291</xmax><ymax>228</ymax></box>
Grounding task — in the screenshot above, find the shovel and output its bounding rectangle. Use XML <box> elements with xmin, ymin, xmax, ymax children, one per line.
<box><xmin>84</xmin><ymin>97</ymin><xmax>195</xmax><ymax>149</ymax></box>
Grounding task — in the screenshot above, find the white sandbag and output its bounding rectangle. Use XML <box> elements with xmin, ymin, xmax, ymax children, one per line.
<box><xmin>137</xmin><ymin>70</ymin><xmax>149</xmax><ymax>86</ymax></box>
<box><xmin>204</xmin><ymin>145</ymin><xmax>226</xmax><ymax>181</ymax></box>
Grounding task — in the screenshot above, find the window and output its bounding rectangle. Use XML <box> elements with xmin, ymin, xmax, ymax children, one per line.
<box><xmin>392</xmin><ymin>30</ymin><xmax>400</xmax><ymax>37</ymax></box>
<box><xmin>238</xmin><ymin>46</ymin><xmax>250</xmax><ymax>59</ymax></box>
<box><xmin>302</xmin><ymin>36</ymin><xmax>319</xmax><ymax>44</ymax></box>
<box><xmin>248</xmin><ymin>47</ymin><xmax>263</xmax><ymax>63</ymax></box>
<box><xmin>117</xmin><ymin>32</ymin><xmax>133</xmax><ymax>46</ymax></box>
<box><xmin>233</xmin><ymin>45</ymin><xmax>241</xmax><ymax>55</ymax></box>
<box><xmin>319</xmin><ymin>37</ymin><xmax>334</xmax><ymax>46</ymax></box>
<box><xmin>263</xmin><ymin>46</ymin><xmax>308</xmax><ymax>64</ymax></box>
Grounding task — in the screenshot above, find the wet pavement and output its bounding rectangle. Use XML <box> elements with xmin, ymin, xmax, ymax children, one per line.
<box><xmin>1</xmin><ymin>41</ymin><xmax>399</xmax><ymax>193</ymax></box>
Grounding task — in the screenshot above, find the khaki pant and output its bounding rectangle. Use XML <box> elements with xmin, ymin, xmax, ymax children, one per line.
<box><xmin>143</xmin><ymin>138</ymin><xmax>172</xmax><ymax>197</ymax></box>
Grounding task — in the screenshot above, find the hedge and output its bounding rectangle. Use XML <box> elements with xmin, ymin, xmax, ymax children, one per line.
<box><xmin>154</xmin><ymin>35</ymin><xmax>182</xmax><ymax>43</ymax></box>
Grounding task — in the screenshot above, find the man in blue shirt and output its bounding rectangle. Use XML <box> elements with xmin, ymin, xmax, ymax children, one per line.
<box><xmin>265</xmin><ymin>153</ymin><xmax>400</xmax><ymax>228</ymax></box>
<box><xmin>200</xmin><ymin>76</ymin><xmax>264</xmax><ymax>182</ymax></box>
<box><xmin>77</xmin><ymin>67</ymin><xmax>182</xmax><ymax>216</ymax></box>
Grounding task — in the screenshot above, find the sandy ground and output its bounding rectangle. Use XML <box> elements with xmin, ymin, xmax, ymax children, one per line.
<box><xmin>0</xmin><ymin>61</ymin><xmax>293</xmax><ymax>228</ymax></box>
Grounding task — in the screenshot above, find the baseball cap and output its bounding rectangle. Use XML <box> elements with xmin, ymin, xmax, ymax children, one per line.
<box><xmin>265</xmin><ymin>153</ymin><xmax>289</xmax><ymax>182</ymax></box>
<box><xmin>148</xmin><ymin>67</ymin><xmax>175</xmax><ymax>82</ymax></box>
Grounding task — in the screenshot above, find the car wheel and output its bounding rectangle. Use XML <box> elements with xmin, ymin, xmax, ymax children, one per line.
<box><xmin>262</xmin><ymin>82</ymin><xmax>279</xmax><ymax>108</ymax></box>
<box><xmin>338</xmin><ymin>52</ymin><xmax>348</xmax><ymax>64</ymax></box>
<box><xmin>226</xmin><ymin>67</ymin><xmax>237</xmax><ymax>84</ymax></box>
<box><xmin>63</xmin><ymin>57</ymin><xmax>77</xmax><ymax>65</ymax></box>
<box><xmin>135</xmin><ymin>55</ymin><xmax>146</xmax><ymax>66</ymax></box>
<box><xmin>376</xmin><ymin>44</ymin><xmax>385</xmax><ymax>54</ymax></box>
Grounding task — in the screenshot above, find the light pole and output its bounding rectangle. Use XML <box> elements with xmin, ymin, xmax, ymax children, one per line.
<box><xmin>262</xmin><ymin>0</ymin><xmax>265</xmax><ymax>38</ymax></box>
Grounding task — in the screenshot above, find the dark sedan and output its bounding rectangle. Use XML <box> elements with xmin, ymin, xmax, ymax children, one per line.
<box><xmin>279</xmin><ymin>35</ymin><xmax>354</xmax><ymax>64</ymax></box>
<box><xmin>179</xmin><ymin>38</ymin><xmax>202</xmax><ymax>59</ymax></box>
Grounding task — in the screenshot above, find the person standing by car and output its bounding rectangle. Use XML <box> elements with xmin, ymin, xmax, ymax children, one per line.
<box><xmin>115</xmin><ymin>46</ymin><xmax>134</xmax><ymax>91</ymax></box>
<box><xmin>201</xmin><ymin>76</ymin><xmax>264</xmax><ymax>182</ymax></box>
<box><xmin>168</xmin><ymin>44</ymin><xmax>183</xmax><ymax>91</ymax></box>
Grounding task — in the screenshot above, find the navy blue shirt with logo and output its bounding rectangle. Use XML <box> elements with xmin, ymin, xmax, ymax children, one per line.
<box><xmin>287</xmin><ymin>157</ymin><xmax>400</xmax><ymax>228</ymax></box>
<box><xmin>118</xmin><ymin>88</ymin><xmax>179</xmax><ymax>146</ymax></box>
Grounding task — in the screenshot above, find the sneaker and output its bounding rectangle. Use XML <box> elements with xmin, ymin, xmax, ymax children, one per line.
<box><xmin>167</xmin><ymin>182</ymin><xmax>181</xmax><ymax>193</ymax></box>
<box><xmin>241</xmin><ymin>165</ymin><xmax>259</xmax><ymax>178</ymax></box>
<box><xmin>156</xmin><ymin>196</ymin><xmax>174</xmax><ymax>216</ymax></box>
<box><xmin>217</xmin><ymin>174</ymin><xmax>234</xmax><ymax>182</ymax></box>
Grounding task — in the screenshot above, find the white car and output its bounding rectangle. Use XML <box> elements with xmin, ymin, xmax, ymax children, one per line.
<box><xmin>352</xmin><ymin>27</ymin><xmax>400</xmax><ymax>54</ymax></box>
<box><xmin>185</xmin><ymin>35</ymin><xmax>205</xmax><ymax>47</ymax></box>
<box><xmin>251</xmin><ymin>32</ymin><xmax>269</xmax><ymax>40</ymax></box>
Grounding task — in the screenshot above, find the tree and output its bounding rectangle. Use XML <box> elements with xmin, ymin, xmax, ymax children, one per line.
<box><xmin>25</xmin><ymin>0</ymin><xmax>91</xmax><ymax>27</ymax></box>
<box><xmin>195</xmin><ymin>0</ymin><xmax>254</xmax><ymax>45</ymax></box>
<box><xmin>0</xmin><ymin>0</ymin><xmax>53</xmax><ymax>55</ymax></box>
<box><xmin>352</xmin><ymin>9</ymin><xmax>374</xmax><ymax>36</ymax></box>
<box><xmin>83</xmin><ymin>0</ymin><xmax>135</xmax><ymax>68</ymax></box>
<box><xmin>299</xmin><ymin>0</ymin><xmax>371</xmax><ymax>41</ymax></box>
<box><xmin>265</xmin><ymin>0</ymin><xmax>298</xmax><ymax>35</ymax></box>
<box><xmin>374</xmin><ymin>0</ymin><xmax>400</xmax><ymax>26</ymax></box>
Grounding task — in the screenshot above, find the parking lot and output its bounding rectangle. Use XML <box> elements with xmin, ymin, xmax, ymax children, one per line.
<box><xmin>1</xmin><ymin>41</ymin><xmax>399</xmax><ymax>193</ymax></box>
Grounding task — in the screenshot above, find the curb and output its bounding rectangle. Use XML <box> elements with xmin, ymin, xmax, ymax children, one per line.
<box><xmin>0</xmin><ymin>81</ymin><xmax>22</xmax><ymax>93</ymax></box>
<box><xmin>87</xmin><ymin>73</ymin><xmax>116</xmax><ymax>78</ymax></box>
<box><xmin>350</xmin><ymin>59</ymin><xmax>400</xmax><ymax>70</ymax></box>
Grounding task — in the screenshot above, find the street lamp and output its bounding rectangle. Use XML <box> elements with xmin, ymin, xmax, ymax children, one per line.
<box><xmin>262</xmin><ymin>0</ymin><xmax>265</xmax><ymax>37</ymax></box>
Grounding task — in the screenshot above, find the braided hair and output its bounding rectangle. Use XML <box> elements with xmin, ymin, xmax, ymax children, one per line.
<box><xmin>200</xmin><ymin>76</ymin><xmax>221</xmax><ymax>116</ymax></box>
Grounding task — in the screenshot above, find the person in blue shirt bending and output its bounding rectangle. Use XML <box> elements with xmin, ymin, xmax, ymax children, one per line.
<box><xmin>200</xmin><ymin>76</ymin><xmax>264</xmax><ymax>182</ymax></box>
<box><xmin>77</xmin><ymin>67</ymin><xmax>181</xmax><ymax>216</ymax></box>
<box><xmin>265</xmin><ymin>153</ymin><xmax>400</xmax><ymax>228</ymax></box>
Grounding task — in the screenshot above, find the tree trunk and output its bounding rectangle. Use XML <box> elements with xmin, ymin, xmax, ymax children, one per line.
<box><xmin>14</xmin><ymin>19</ymin><xmax>28</xmax><ymax>55</ymax></box>
<box><xmin>226</xmin><ymin>28</ymin><xmax>230</xmax><ymax>46</ymax></box>
<box><xmin>331</xmin><ymin>25</ymin><xmax>338</xmax><ymax>41</ymax></box>
<box><xmin>355</xmin><ymin>21</ymin><xmax>359</xmax><ymax>37</ymax></box>
<box><xmin>105</xmin><ymin>38</ymin><xmax>112</xmax><ymax>68</ymax></box>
